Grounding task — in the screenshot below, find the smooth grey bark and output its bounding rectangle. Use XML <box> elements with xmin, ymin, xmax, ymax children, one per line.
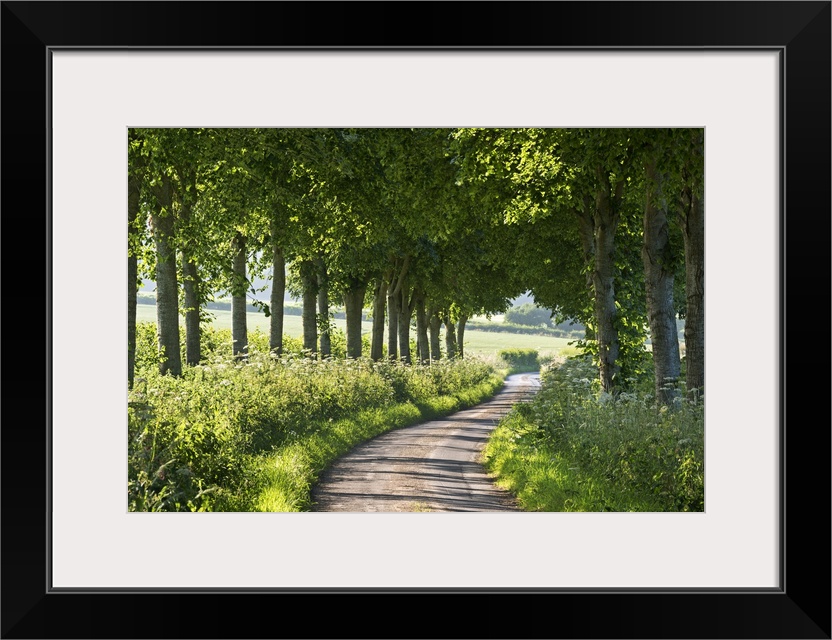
<box><xmin>456</xmin><ymin>313</ymin><xmax>468</xmax><ymax>359</ymax></box>
<box><xmin>573</xmin><ymin>169</ymin><xmax>629</xmax><ymax>394</ymax></box>
<box><xmin>398</xmin><ymin>286</ymin><xmax>413</xmax><ymax>365</ymax></box>
<box><xmin>643</xmin><ymin>159</ymin><xmax>681</xmax><ymax>405</ymax></box>
<box><xmin>269</xmin><ymin>219</ymin><xmax>285</xmax><ymax>355</ymax></box>
<box><xmin>316</xmin><ymin>259</ymin><xmax>331</xmax><ymax>358</ymax></box>
<box><xmin>127</xmin><ymin>171</ymin><xmax>140</xmax><ymax>388</ymax></box>
<box><xmin>150</xmin><ymin>176</ymin><xmax>181</xmax><ymax>377</ymax></box>
<box><xmin>182</xmin><ymin>254</ymin><xmax>201</xmax><ymax>366</ymax></box>
<box><xmin>344</xmin><ymin>283</ymin><xmax>367</xmax><ymax>359</ymax></box>
<box><xmin>299</xmin><ymin>260</ymin><xmax>318</xmax><ymax>355</ymax></box>
<box><xmin>444</xmin><ymin>312</ymin><xmax>457</xmax><ymax>359</ymax></box>
<box><xmin>386</xmin><ymin>257</ymin><xmax>410</xmax><ymax>362</ymax></box>
<box><xmin>177</xmin><ymin>172</ymin><xmax>201</xmax><ymax>367</ymax></box>
<box><xmin>414</xmin><ymin>290</ymin><xmax>429</xmax><ymax>364</ymax></box>
<box><xmin>370</xmin><ymin>277</ymin><xmax>387</xmax><ymax>361</ymax></box>
<box><xmin>231</xmin><ymin>232</ymin><xmax>248</xmax><ymax>360</ymax></box>
<box><xmin>576</xmin><ymin>180</ymin><xmax>625</xmax><ymax>393</ymax></box>
<box><xmin>575</xmin><ymin>196</ymin><xmax>597</xmax><ymax>345</ymax></box>
<box><xmin>593</xmin><ymin>213</ymin><xmax>619</xmax><ymax>392</ymax></box>
<box><xmin>387</xmin><ymin>285</ymin><xmax>400</xmax><ymax>362</ymax></box>
<box><xmin>683</xmin><ymin>181</ymin><xmax>705</xmax><ymax>399</ymax></box>
<box><xmin>428</xmin><ymin>308</ymin><xmax>442</xmax><ymax>361</ymax></box>
<box><xmin>269</xmin><ymin>240</ymin><xmax>285</xmax><ymax>355</ymax></box>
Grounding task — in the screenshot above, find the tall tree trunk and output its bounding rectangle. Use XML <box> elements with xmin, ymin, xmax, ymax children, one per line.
<box><xmin>178</xmin><ymin>193</ymin><xmax>201</xmax><ymax>367</ymax></box>
<box><xmin>387</xmin><ymin>284</ymin><xmax>399</xmax><ymax>362</ymax></box>
<box><xmin>181</xmin><ymin>253</ymin><xmax>201</xmax><ymax>366</ymax></box>
<box><xmin>593</xmin><ymin>218</ymin><xmax>619</xmax><ymax>392</ymax></box>
<box><xmin>386</xmin><ymin>256</ymin><xmax>411</xmax><ymax>362</ymax></box>
<box><xmin>299</xmin><ymin>259</ymin><xmax>318</xmax><ymax>356</ymax></box>
<box><xmin>127</xmin><ymin>172</ymin><xmax>140</xmax><ymax>388</ymax></box>
<box><xmin>643</xmin><ymin>159</ymin><xmax>681</xmax><ymax>405</ymax></box>
<box><xmin>269</xmin><ymin>222</ymin><xmax>285</xmax><ymax>355</ymax></box>
<box><xmin>150</xmin><ymin>176</ymin><xmax>181</xmax><ymax>377</ymax></box>
<box><xmin>444</xmin><ymin>312</ymin><xmax>457</xmax><ymax>359</ymax></box>
<box><xmin>344</xmin><ymin>283</ymin><xmax>367</xmax><ymax>359</ymax></box>
<box><xmin>683</xmin><ymin>181</ymin><xmax>705</xmax><ymax>400</ymax></box>
<box><xmin>414</xmin><ymin>290</ymin><xmax>429</xmax><ymax>364</ymax></box>
<box><xmin>398</xmin><ymin>285</ymin><xmax>413</xmax><ymax>365</ymax></box>
<box><xmin>231</xmin><ymin>232</ymin><xmax>248</xmax><ymax>360</ymax></box>
<box><xmin>428</xmin><ymin>308</ymin><xmax>442</xmax><ymax>361</ymax></box>
<box><xmin>316</xmin><ymin>259</ymin><xmax>331</xmax><ymax>358</ymax></box>
<box><xmin>591</xmin><ymin>182</ymin><xmax>624</xmax><ymax>393</ymax></box>
<box><xmin>370</xmin><ymin>277</ymin><xmax>387</xmax><ymax>361</ymax></box>
<box><xmin>456</xmin><ymin>313</ymin><xmax>468</xmax><ymax>359</ymax></box>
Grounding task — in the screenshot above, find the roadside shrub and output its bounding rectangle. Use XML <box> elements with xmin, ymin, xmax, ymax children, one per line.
<box><xmin>128</xmin><ymin>343</ymin><xmax>498</xmax><ymax>511</ymax></box>
<box><xmin>504</xmin><ymin>303</ymin><xmax>554</xmax><ymax>327</ymax></box>
<box><xmin>425</xmin><ymin>357</ymin><xmax>496</xmax><ymax>396</ymax></box>
<box><xmin>498</xmin><ymin>348</ymin><xmax>539</xmax><ymax>370</ymax></box>
<box><xmin>134</xmin><ymin>322</ymin><xmax>162</xmax><ymax>372</ymax></box>
<box><xmin>133</xmin><ymin>322</ymin><xmax>317</xmax><ymax>372</ymax></box>
<box><xmin>484</xmin><ymin>355</ymin><xmax>704</xmax><ymax>512</ymax></box>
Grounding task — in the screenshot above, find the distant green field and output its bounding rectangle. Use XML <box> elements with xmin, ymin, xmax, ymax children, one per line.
<box><xmin>134</xmin><ymin>304</ymin><xmax>573</xmax><ymax>357</ymax></box>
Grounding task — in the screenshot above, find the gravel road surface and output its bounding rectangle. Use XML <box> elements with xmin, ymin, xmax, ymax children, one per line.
<box><xmin>310</xmin><ymin>372</ymin><xmax>541</xmax><ymax>512</ymax></box>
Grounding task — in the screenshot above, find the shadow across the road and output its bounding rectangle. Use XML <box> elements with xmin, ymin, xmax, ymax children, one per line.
<box><xmin>310</xmin><ymin>372</ymin><xmax>541</xmax><ymax>512</ymax></box>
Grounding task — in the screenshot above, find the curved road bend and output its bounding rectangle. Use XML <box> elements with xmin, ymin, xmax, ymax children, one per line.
<box><xmin>310</xmin><ymin>372</ymin><xmax>541</xmax><ymax>513</ymax></box>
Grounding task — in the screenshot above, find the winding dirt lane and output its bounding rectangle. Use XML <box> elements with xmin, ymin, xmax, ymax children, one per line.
<box><xmin>310</xmin><ymin>373</ymin><xmax>541</xmax><ymax>512</ymax></box>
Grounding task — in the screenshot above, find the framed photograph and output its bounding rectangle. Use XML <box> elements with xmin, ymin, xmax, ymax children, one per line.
<box><xmin>3</xmin><ymin>2</ymin><xmax>829</xmax><ymax>638</ymax></box>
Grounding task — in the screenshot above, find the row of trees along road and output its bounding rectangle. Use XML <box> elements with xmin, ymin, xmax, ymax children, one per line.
<box><xmin>128</xmin><ymin>128</ymin><xmax>704</xmax><ymax>404</ymax></box>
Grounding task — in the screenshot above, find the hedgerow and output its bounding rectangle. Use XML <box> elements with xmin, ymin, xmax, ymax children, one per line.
<box><xmin>483</xmin><ymin>356</ymin><xmax>704</xmax><ymax>512</ymax></box>
<box><xmin>129</xmin><ymin>322</ymin><xmax>499</xmax><ymax>511</ymax></box>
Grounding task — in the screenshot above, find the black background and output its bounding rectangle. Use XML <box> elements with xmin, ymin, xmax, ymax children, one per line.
<box><xmin>2</xmin><ymin>2</ymin><xmax>829</xmax><ymax>638</ymax></box>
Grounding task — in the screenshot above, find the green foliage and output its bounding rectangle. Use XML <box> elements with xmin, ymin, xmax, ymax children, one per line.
<box><xmin>132</xmin><ymin>127</ymin><xmax>700</xmax><ymax>451</ymax></box>
<box><xmin>254</xmin><ymin>374</ymin><xmax>504</xmax><ymax>512</ymax></box>
<box><xmin>134</xmin><ymin>322</ymin><xmax>162</xmax><ymax>372</ymax></box>
<box><xmin>611</xmin><ymin>196</ymin><xmax>651</xmax><ymax>383</ymax></box>
<box><xmin>129</xmin><ymin>330</ymin><xmax>498</xmax><ymax>511</ymax></box>
<box><xmin>498</xmin><ymin>348</ymin><xmax>540</xmax><ymax>371</ymax></box>
<box><xmin>504</xmin><ymin>303</ymin><xmax>554</xmax><ymax>327</ymax></box>
<box><xmin>133</xmin><ymin>321</ymin><xmax>327</xmax><ymax>364</ymax></box>
<box><xmin>466</xmin><ymin>319</ymin><xmax>583</xmax><ymax>339</ymax></box>
<box><xmin>483</xmin><ymin>357</ymin><xmax>704</xmax><ymax>512</ymax></box>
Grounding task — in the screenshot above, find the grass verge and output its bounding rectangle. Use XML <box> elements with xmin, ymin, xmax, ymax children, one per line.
<box><xmin>129</xmin><ymin>327</ymin><xmax>507</xmax><ymax>512</ymax></box>
<box><xmin>482</xmin><ymin>357</ymin><xmax>704</xmax><ymax>512</ymax></box>
<box><xmin>253</xmin><ymin>373</ymin><xmax>505</xmax><ymax>511</ymax></box>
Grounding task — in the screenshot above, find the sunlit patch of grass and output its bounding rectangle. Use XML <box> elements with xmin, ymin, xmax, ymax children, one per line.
<box><xmin>253</xmin><ymin>376</ymin><xmax>505</xmax><ymax>512</ymax></box>
<box><xmin>253</xmin><ymin>449</ymin><xmax>313</xmax><ymax>512</ymax></box>
<box><xmin>483</xmin><ymin>357</ymin><xmax>704</xmax><ymax>512</ymax></box>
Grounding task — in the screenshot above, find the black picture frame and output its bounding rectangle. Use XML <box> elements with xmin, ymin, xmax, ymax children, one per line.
<box><xmin>2</xmin><ymin>2</ymin><xmax>829</xmax><ymax>638</ymax></box>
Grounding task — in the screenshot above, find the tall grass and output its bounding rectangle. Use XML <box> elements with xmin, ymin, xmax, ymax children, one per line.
<box><xmin>129</xmin><ymin>322</ymin><xmax>502</xmax><ymax>512</ymax></box>
<box><xmin>483</xmin><ymin>356</ymin><xmax>704</xmax><ymax>512</ymax></box>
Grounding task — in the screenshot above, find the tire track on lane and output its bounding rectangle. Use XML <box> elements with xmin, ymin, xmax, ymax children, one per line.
<box><xmin>310</xmin><ymin>373</ymin><xmax>540</xmax><ymax>512</ymax></box>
